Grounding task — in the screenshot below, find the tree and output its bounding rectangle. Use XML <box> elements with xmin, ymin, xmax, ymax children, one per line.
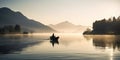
<box><xmin>113</xmin><ymin>17</ymin><xmax>116</xmax><ymax>21</ymax></box>
<box><xmin>14</xmin><ymin>24</ymin><xmax>21</xmax><ymax>32</ymax></box>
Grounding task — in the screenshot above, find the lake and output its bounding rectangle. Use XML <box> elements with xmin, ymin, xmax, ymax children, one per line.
<box><xmin>0</xmin><ymin>33</ymin><xmax>120</xmax><ymax>60</ymax></box>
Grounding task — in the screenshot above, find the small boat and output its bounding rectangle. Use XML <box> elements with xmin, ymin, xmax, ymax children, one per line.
<box><xmin>50</xmin><ymin>33</ymin><xmax>59</xmax><ymax>41</ymax></box>
<box><xmin>50</xmin><ymin>33</ymin><xmax>59</xmax><ymax>47</ymax></box>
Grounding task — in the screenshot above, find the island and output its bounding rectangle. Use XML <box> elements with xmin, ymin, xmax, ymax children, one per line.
<box><xmin>83</xmin><ymin>16</ymin><xmax>120</xmax><ymax>35</ymax></box>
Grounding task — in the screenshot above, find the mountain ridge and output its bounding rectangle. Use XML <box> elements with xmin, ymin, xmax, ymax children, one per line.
<box><xmin>0</xmin><ymin>7</ymin><xmax>56</xmax><ymax>33</ymax></box>
<box><xmin>49</xmin><ymin>21</ymin><xmax>89</xmax><ymax>33</ymax></box>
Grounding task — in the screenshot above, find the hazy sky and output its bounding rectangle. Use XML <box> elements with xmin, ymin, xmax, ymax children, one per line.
<box><xmin>0</xmin><ymin>0</ymin><xmax>120</xmax><ymax>26</ymax></box>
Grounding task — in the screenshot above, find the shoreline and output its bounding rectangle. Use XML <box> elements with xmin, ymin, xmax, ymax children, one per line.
<box><xmin>83</xmin><ymin>33</ymin><xmax>120</xmax><ymax>35</ymax></box>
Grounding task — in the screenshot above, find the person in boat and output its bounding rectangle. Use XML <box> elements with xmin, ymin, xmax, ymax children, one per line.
<box><xmin>50</xmin><ymin>33</ymin><xmax>59</xmax><ymax>41</ymax></box>
<box><xmin>52</xmin><ymin>33</ymin><xmax>55</xmax><ymax>37</ymax></box>
<box><xmin>50</xmin><ymin>33</ymin><xmax>59</xmax><ymax>47</ymax></box>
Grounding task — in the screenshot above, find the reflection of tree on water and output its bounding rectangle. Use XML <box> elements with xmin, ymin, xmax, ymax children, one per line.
<box><xmin>0</xmin><ymin>35</ymin><xmax>43</xmax><ymax>54</ymax></box>
<box><xmin>84</xmin><ymin>35</ymin><xmax>120</xmax><ymax>51</ymax></box>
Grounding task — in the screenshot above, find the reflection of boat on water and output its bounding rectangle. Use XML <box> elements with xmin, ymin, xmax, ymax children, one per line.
<box><xmin>50</xmin><ymin>33</ymin><xmax>59</xmax><ymax>47</ymax></box>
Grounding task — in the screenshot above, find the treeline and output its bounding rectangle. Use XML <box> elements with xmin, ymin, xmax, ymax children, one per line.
<box><xmin>0</xmin><ymin>24</ymin><xmax>21</xmax><ymax>34</ymax></box>
<box><xmin>83</xmin><ymin>16</ymin><xmax>120</xmax><ymax>35</ymax></box>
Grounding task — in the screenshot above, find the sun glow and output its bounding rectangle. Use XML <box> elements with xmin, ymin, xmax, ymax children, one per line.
<box><xmin>105</xmin><ymin>47</ymin><xmax>114</xmax><ymax>60</ymax></box>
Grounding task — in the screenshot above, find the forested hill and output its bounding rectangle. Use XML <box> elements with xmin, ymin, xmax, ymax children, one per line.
<box><xmin>83</xmin><ymin>16</ymin><xmax>120</xmax><ymax>35</ymax></box>
<box><xmin>0</xmin><ymin>7</ymin><xmax>56</xmax><ymax>33</ymax></box>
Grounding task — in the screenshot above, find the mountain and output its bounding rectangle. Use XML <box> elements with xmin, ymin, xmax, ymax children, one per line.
<box><xmin>49</xmin><ymin>21</ymin><xmax>90</xmax><ymax>33</ymax></box>
<box><xmin>0</xmin><ymin>7</ymin><xmax>56</xmax><ymax>33</ymax></box>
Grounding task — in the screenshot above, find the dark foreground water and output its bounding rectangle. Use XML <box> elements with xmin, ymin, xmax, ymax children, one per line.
<box><xmin>0</xmin><ymin>33</ymin><xmax>120</xmax><ymax>60</ymax></box>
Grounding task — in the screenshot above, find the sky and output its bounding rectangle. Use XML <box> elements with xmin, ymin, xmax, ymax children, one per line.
<box><xmin>0</xmin><ymin>0</ymin><xmax>120</xmax><ymax>26</ymax></box>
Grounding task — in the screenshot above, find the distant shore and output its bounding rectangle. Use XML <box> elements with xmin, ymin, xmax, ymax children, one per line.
<box><xmin>0</xmin><ymin>32</ymin><xmax>29</xmax><ymax>35</ymax></box>
<box><xmin>83</xmin><ymin>32</ymin><xmax>120</xmax><ymax>35</ymax></box>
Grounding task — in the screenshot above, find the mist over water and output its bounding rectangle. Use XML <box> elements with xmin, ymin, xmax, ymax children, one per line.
<box><xmin>0</xmin><ymin>33</ymin><xmax>120</xmax><ymax>60</ymax></box>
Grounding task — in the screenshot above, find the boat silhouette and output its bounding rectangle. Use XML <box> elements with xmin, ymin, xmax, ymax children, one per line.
<box><xmin>50</xmin><ymin>33</ymin><xmax>59</xmax><ymax>47</ymax></box>
<box><xmin>50</xmin><ymin>33</ymin><xmax>59</xmax><ymax>41</ymax></box>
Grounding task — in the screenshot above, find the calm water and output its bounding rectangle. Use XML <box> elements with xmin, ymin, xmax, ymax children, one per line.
<box><xmin>0</xmin><ymin>33</ymin><xmax>120</xmax><ymax>60</ymax></box>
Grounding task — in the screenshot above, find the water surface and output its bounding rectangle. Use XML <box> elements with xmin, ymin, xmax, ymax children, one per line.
<box><xmin>0</xmin><ymin>33</ymin><xmax>120</xmax><ymax>60</ymax></box>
